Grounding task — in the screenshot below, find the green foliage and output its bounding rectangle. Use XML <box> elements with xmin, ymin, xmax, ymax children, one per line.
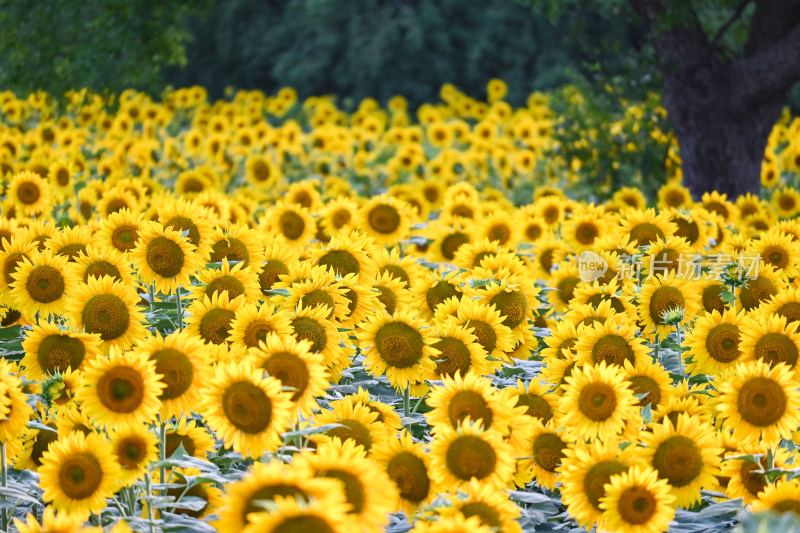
<box><xmin>0</xmin><ymin>0</ymin><xmax>211</xmax><ymax>97</ymax></box>
<box><xmin>167</xmin><ymin>0</ymin><xmax>648</xmax><ymax>107</ymax></box>
<box><xmin>549</xmin><ymin>83</ymin><xmax>673</xmax><ymax>203</ymax></box>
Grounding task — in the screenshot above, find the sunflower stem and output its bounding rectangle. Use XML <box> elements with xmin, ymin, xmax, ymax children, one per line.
<box><xmin>653</xmin><ymin>334</ymin><xmax>660</xmax><ymax>365</ymax></box>
<box><xmin>149</xmin><ymin>280</ymin><xmax>157</xmax><ymax>315</ymax></box>
<box><xmin>403</xmin><ymin>384</ymin><xmax>411</xmax><ymax>420</ymax></box>
<box><xmin>176</xmin><ymin>287</ymin><xmax>184</xmax><ymax>331</ymax></box>
<box><xmin>674</xmin><ymin>324</ymin><xmax>684</xmax><ymax>376</ymax></box>
<box><xmin>145</xmin><ymin>473</ymin><xmax>156</xmax><ymax>533</ymax></box>
<box><xmin>159</xmin><ymin>420</ymin><xmax>167</xmax><ymax>492</ymax></box>
<box><xmin>0</xmin><ymin>442</ymin><xmax>7</xmax><ymax>531</ymax></box>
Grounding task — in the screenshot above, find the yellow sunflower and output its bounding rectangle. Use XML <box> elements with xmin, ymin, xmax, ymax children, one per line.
<box><xmin>131</xmin><ymin>330</ymin><xmax>213</xmax><ymax>420</ymax></box>
<box><xmin>372</xmin><ymin>430</ymin><xmax>438</xmax><ymax>519</ymax></box>
<box><xmin>109</xmin><ymin>424</ymin><xmax>158</xmax><ymax>487</ymax></box>
<box><xmin>215</xmin><ymin>459</ymin><xmax>346</xmax><ymax>533</ymax></box>
<box><xmin>21</xmin><ymin>322</ymin><xmax>102</xmax><ymax>380</ymax></box>
<box><xmin>239</xmin><ymin>493</ymin><xmax>353</xmax><ymax>533</ymax></box>
<box><xmin>623</xmin><ymin>358</ymin><xmax>675</xmax><ymax>410</ymax></box>
<box><xmin>67</xmin><ymin>275</ymin><xmax>147</xmax><ymax>353</ymax></box>
<box><xmin>358</xmin><ymin>308</ymin><xmax>437</xmax><ymax>392</ymax></box>
<box><xmin>557</xmin><ymin>361</ymin><xmax>638</xmax><ymax>442</ymax></box>
<box><xmin>184</xmin><ymin>291</ymin><xmax>246</xmax><ymax>348</ymax></box>
<box><xmin>320</xmin><ymin>196</ymin><xmax>360</xmax><ymax>237</ymax></box>
<box><xmin>310</xmin><ymin>229</ymin><xmax>378</xmax><ymax>285</ymax></box>
<box><xmin>14</xmin><ymin>507</ymin><xmax>88</xmax><ymax>533</ymax></box>
<box><xmin>410</xmin><ymin>268</ymin><xmax>466</xmax><ymax>321</ymax></box>
<box><xmin>96</xmin><ymin>208</ymin><xmax>143</xmax><ymax>254</ymax></box>
<box><xmin>293</xmin><ymin>438</ymin><xmax>398</xmax><ymax>533</ymax></box>
<box><xmin>73</xmin><ymin>245</ymin><xmax>135</xmax><ymax>286</ymax></box>
<box><xmin>229</xmin><ymin>302</ymin><xmax>294</xmax><ymax>350</ymax></box>
<box><xmin>451</xmin><ymin>298</ymin><xmax>516</xmax><ymax>363</ymax></box>
<box><xmin>685</xmin><ymin>309</ymin><xmax>749</xmax><ymax>376</ymax></box>
<box><xmin>163</xmin><ymin>416</ymin><xmax>216</xmax><ymax>459</ymax></box>
<box><xmin>515</xmin><ymin>419</ymin><xmax>568</xmax><ymax>489</ymax></box>
<box><xmin>208</xmin><ymin>223</ymin><xmax>266</xmax><ymax>273</ymax></box>
<box><xmin>261</xmin><ymin>202</ymin><xmax>316</xmax><ymax>250</ymax></box>
<box><xmin>310</xmin><ymin>397</ymin><xmax>389</xmax><ymax>453</ymax></box>
<box><xmin>558</xmin><ymin>439</ymin><xmax>640</xmax><ymax>530</ymax></box>
<box><xmin>430</xmin><ymin>323</ymin><xmax>493</xmax><ymax>379</ymax></box>
<box><xmin>249</xmin><ymin>332</ymin><xmax>329</xmax><ymax>419</ymax></box>
<box><xmin>574</xmin><ymin>315</ymin><xmax>649</xmax><ymax>368</ymax></box>
<box><xmin>39</xmin><ymin>431</ymin><xmax>121</xmax><ymax>516</ymax></box>
<box><xmin>356</xmin><ymin>194</ymin><xmax>414</xmax><ymax>246</ymax></box>
<box><xmin>739</xmin><ymin>314</ymin><xmax>800</xmax><ymax>376</ymax></box>
<box><xmin>44</xmin><ymin>225</ymin><xmax>95</xmax><ymax>263</ymax></box>
<box><xmin>715</xmin><ymin>360</ymin><xmax>800</xmax><ymax>447</ymax></box>
<box><xmin>189</xmin><ymin>259</ymin><xmax>262</xmax><ymax>304</ymax></box>
<box><xmin>8</xmin><ymin>170</ymin><xmax>51</xmax><ymax>217</ymax></box>
<box><xmin>289</xmin><ymin>304</ymin><xmax>348</xmax><ymax>377</ymax></box>
<box><xmin>439</xmin><ymin>477</ymin><xmax>522</xmax><ymax>533</ymax></box>
<box><xmin>131</xmin><ymin>221</ymin><xmax>203</xmax><ymax>294</ymax></box>
<box><xmin>749</xmin><ymin>478</ymin><xmax>800</xmax><ymax>518</ymax></box>
<box><xmin>429</xmin><ymin>418</ymin><xmax>515</xmax><ymax>491</ymax></box>
<box><xmin>199</xmin><ymin>360</ymin><xmax>293</xmax><ymax>458</ymax></box>
<box><xmin>618</xmin><ymin>208</ymin><xmax>677</xmax><ymax>248</ymax></box>
<box><xmin>275</xmin><ymin>264</ymin><xmax>351</xmax><ymax>322</ymax></box>
<box><xmin>372</xmin><ymin>271</ymin><xmax>414</xmax><ymax>316</ymax></box>
<box><xmin>599</xmin><ymin>464</ymin><xmax>676</xmax><ymax>533</ymax></box>
<box><xmin>9</xmin><ymin>250</ymin><xmax>79</xmax><ymax>319</ymax></box>
<box><xmin>637</xmin><ymin>272</ymin><xmax>701</xmax><ymax>339</ymax></box>
<box><xmin>75</xmin><ymin>347</ymin><xmax>164</xmax><ymax>429</ymax></box>
<box><xmin>750</xmin><ymin>228</ymin><xmax>800</xmax><ymax>279</ymax></box>
<box><xmin>426</xmin><ymin>371</ymin><xmax>522</xmax><ymax>435</ymax></box>
<box><xmin>737</xmin><ymin>262</ymin><xmax>783</xmax><ymax>312</ymax></box>
<box><xmin>636</xmin><ymin>414</ymin><xmax>722</xmax><ymax>508</ymax></box>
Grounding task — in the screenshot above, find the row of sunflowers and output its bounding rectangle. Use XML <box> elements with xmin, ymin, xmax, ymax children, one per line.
<box><xmin>0</xmin><ymin>82</ymin><xmax>798</xmax><ymax>532</ymax></box>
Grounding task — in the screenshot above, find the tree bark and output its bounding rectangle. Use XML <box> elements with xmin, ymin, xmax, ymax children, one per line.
<box><xmin>628</xmin><ymin>0</ymin><xmax>800</xmax><ymax>199</ymax></box>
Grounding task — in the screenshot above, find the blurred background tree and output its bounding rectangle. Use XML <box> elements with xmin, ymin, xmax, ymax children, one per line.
<box><xmin>0</xmin><ymin>0</ymin><xmax>211</xmax><ymax>98</ymax></box>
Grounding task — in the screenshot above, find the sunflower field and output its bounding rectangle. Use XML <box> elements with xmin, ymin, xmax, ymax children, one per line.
<box><xmin>0</xmin><ymin>81</ymin><xmax>800</xmax><ymax>533</ymax></box>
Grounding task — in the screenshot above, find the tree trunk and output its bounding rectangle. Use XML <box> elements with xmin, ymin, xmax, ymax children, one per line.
<box><xmin>662</xmin><ymin>77</ymin><xmax>784</xmax><ymax>198</ymax></box>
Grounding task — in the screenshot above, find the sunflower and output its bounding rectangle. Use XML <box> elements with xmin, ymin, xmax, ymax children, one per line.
<box><xmin>38</xmin><ymin>431</ymin><xmax>121</xmax><ymax>516</ymax></box>
<box><xmin>73</xmin><ymin>245</ymin><xmax>135</xmax><ymax>286</ymax></box>
<box><xmin>293</xmin><ymin>438</ymin><xmax>397</xmax><ymax>533</ymax></box>
<box><xmin>636</xmin><ymin>414</ymin><xmax>722</xmax><ymax>508</ymax></box>
<box><xmin>657</xmin><ymin>182</ymin><xmax>693</xmax><ymax>210</ymax></box>
<box><xmin>640</xmin><ymin>235</ymin><xmax>694</xmax><ymax>278</ymax></box>
<box><xmin>21</xmin><ymin>322</ymin><xmax>102</xmax><ymax>380</ymax></box>
<box><xmin>623</xmin><ymin>358</ymin><xmax>674</xmax><ymax>410</ymax></box>
<box><xmin>67</xmin><ymin>275</ymin><xmax>147</xmax><ymax>353</ymax></box>
<box><xmin>261</xmin><ymin>202</ymin><xmax>316</xmax><ymax>250</ymax></box>
<box><xmin>8</xmin><ymin>250</ymin><xmax>78</xmax><ymax>319</ymax></box>
<box><xmin>558</xmin><ymin>439</ymin><xmax>640</xmax><ymax>530</ymax></box>
<box><xmin>310</xmin><ymin>397</ymin><xmax>390</xmax><ymax>453</ymax></box>
<box><xmin>468</xmin><ymin>277</ymin><xmax>541</xmax><ymax>333</ymax></box>
<box><xmin>411</xmin><ymin>268</ymin><xmax>466</xmax><ymax>320</ymax></box>
<box><xmin>320</xmin><ymin>196</ymin><xmax>360</xmax><ymax>237</ymax></box>
<box><xmin>739</xmin><ymin>314</ymin><xmax>800</xmax><ymax>375</ymax></box>
<box><xmin>618</xmin><ymin>208</ymin><xmax>677</xmax><ymax>248</ymax></box>
<box><xmin>451</xmin><ymin>298</ymin><xmax>517</xmax><ymax>363</ymax></box>
<box><xmin>289</xmin><ymin>304</ymin><xmax>348</xmax><ymax>377</ymax></box>
<box><xmin>131</xmin><ymin>330</ymin><xmax>213</xmax><ymax>420</ymax></box>
<box><xmin>96</xmin><ymin>208</ymin><xmax>143</xmax><ymax>254</ymax></box>
<box><xmin>358</xmin><ymin>308</ymin><xmax>437</xmax><ymax>392</ymax></box>
<box><xmin>131</xmin><ymin>221</ymin><xmax>202</xmax><ymax>294</ymax></box>
<box><xmin>76</xmin><ymin>347</ymin><xmax>164</xmax><ymax>429</ymax></box>
<box><xmin>599</xmin><ymin>465</ymin><xmax>676</xmax><ymax>533</ymax></box>
<box><xmin>258</xmin><ymin>234</ymin><xmax>301</xmax><ymax>298</ymax></box>
<box><xmin>230</xmin><ymin>302</ymin><xmax>294</xmax><ymax>350</ymax></box>
<box><xmin>189</xmin><ymin>259</ymin><xmax>262</xmax><ymax>303</ymax></box>
<box><xmin>10</xmin><ymin>412</ymin><xmax>59</xmax><ymax>472</ymax></box>
<box><xmin>637</xmin><ymin>272</ymin><xmax>701</xmax><ymax>339</ymax></box>
<box><xmin>750</xmin><ymin>228</ymin><xmax>800</xmax><ymax>279</ymax></box>
<box><xmin>429</xmin><ymin>418</ymin><xmax>515</xmax><ymax>491</ymax></box>
<box><xmin>372</xmin><ymin>271</ymin><xmax>413</xmax><ymax>316</ymax></box>
<box><xmin>562</xmin><ymin>205</ymin><xmax>607</xmax><ymax>250</ymax></box>
<box><xmin>574</xmin><ymin>315</ymin><xmax>649</xmax><ymax>368</ymax></box>
<box><xmin>426</xmin><ymin>218</ymin><xmax>473</xmax><ymax>264</ymax></box>
<box><xmin>722</xmin><ymin>445</ymin><xmax>792</xmax><ymax>503</ymax></box>
<box><xmin>14</xmin><ymin>506</ymin><xmax>88</xmax><ymax>533</ymax></box>
<box><xmin>685</xmin><ymin>309</ymin><xmax>749</xmax><ymax>376</ymax></box>
<box><xmin>760</xmin><ymin>285</ymin><xmax>800</xmax><ymax>332</ymax></box>
<box><xmin>701</xmin><ymin>191</ymin><xmax>740</xmax><ymax>223</ymax></box>
<box><xmin>515</xmin><ymin>419</ymin><xmax>568</xmax><ymax>489</ymax></box>
<box><xmin>557</xmin><ymin>361</ymin><xmax>638</xmax><ymax>442</ymax></box>
<box><xmin>372</xmin><ymin>431</ymin><xmax>438</xmax><ymax>519</ymax></box>
<box><xmin>216</xmin><ymin>460</ymin><xmax>347</xmax><ymax>533</ymax></box>
<box><xmin>530</xmin><ymin>237</ymin><xmax>569</xmax><ymax>278</ymax></box>
<box><xmin>356</xmin><ymin>194</ymin><xmax>414</xmax><ymax>246</ymax></box>
<box><xmin>438</xmin><ymin>477</ymin><xmax>522</xmax><ymax>533</ymax></box>
<box><xmin>749</xmin><ymin>478</ymin><xmax>800</xmax><ymax>518</ymax></box>
<box><xmin>109</xmin><ymin>424</ymin><xmax>158</xmax><ymax>487</ymax></box>
<box><xmin>715</xmin><ymin>360</ymin><xmax>800</xmax><ymax>447</ymax></box>
<box><xmin>501</xmin><ymin>378</ymin><xmax>556</xmax><ymax>425</ymax></box>
<box><xmin>95</xmin><ymin>187</ymin><xmax>140</xmax><ymax>218</ymax></box>
<box><xmin>772</xmin><ymin>187</ymin><xmax>800</xmax><ymax>219</ymax></box>
<box><xmin>250</xmin><ymin>332</ymin><xmax>329</xmax><ymax>419</ymax></box>
<box><xmin>184</xmin><ymin>291</ymin><xmax>246</xmax><ymax>347</ymax></box>
<box><xmin>430</xmin><ymin>323</ymin><xmax>493</xmax><ymax>379</ymax></box>
<box><xmin>45</xmin><ymin>225</ymin><xmax>95</xmax><ymax>263</ymax></box>
<box><xmin>239</xmin><ymin>493</ymin><xmax>353</xmax><ymax>533</ymax></box>
<box><xmin>737</xmin><ymin>263</ymin><xmax>783</xmax><ymax>312</ymax></box>
<box><xmin>8</xmin><ymin>170</ymin><xmax>51</xmax><ymax>216</ymax></box>
<box><xmin>452</xmin><ymin>238</ymin><xmax>504</xmax><ymax>272</ymax></box>
<box><xmin>153</xmin><ymin>199</ymin><xmax>213</xmax><ymax>260</ymax></box>
<box><xmin>337</xmin><ymin>273</ymin><xmax>380</xmax><ymax>330</ymax></box>
<box><xmin>275</xmin><ymin>265</ymin><xmax>351</xmax><ymax>322</ymax></box>
<box><xmin>208</xmin><ymin>223</ymin><xmax>266</xmax><ymax>273</ymax></box>
<box><xmin>426</xmin><ymin>371</ymin><xmax>522</xmax><ymax>435</ymax></box>
<box><xmin>473</xmin><ymin>210</ymin><xmax>520</xmax><ymax>248</ymax></box>
<box><xmin>199</xmin><ymin>360</ymin><xmax>293</xmax><ymax>458</ymax></box>
<box><xmin>310</xmin><ymin>229</ymin><xmax>378</xmax><ymax>285</ymax></box>
<box><xmin>163</xmin><ymin>416</ymin><xmax>216</xmax><ymax>459</ymax></box>
<box><xmin>16</xmin><ymin>218</ymin><xmax>58</xmax><ymax>252</ymax></box>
